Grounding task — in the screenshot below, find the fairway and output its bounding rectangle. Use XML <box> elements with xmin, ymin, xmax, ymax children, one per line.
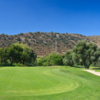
<box><xmin>0</xmin><ymin>66</ymin><xmax>100</xmax><ymax>100</ymax></box>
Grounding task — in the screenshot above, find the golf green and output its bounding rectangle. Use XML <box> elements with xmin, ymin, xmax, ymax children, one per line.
<box><xmin>0</xmin><ymin>66</ymin><xmax>100</xmax><ymax>100</ymax></box>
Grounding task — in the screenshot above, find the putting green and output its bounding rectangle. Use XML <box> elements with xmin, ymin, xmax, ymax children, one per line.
<box><xmin>0</xmin><ymin>67</ymin><xmax>79</xmax><ymax>96</ymax></box>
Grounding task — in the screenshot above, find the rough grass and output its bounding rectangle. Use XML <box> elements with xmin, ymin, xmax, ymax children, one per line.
<box><xmin>0</xmin><ymin>66</ymin><xmax>100</xmax><ymax>100</ymax></box>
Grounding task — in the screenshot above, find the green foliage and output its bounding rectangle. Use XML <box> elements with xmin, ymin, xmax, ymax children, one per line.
<box><xmin>7</xmin><ymin>44</ymin><xmax>23</xmax><ymax>65</ymax></box>
<box><xmin>0</xmin><ymin>43</ymin><xmax>37</xmax><ymax>66</ymax></box>
<box><xmin>0</xmin><ymin>48</ymin><xmax>8</xmax><ymax>64</ymax></box>
<box><xmin>36</xmin><ymin>52</ymin><xmax>63</xmax><ymax>66</ymax></box>
<box><xmin>73</xmin><ymin>40</ymin><xmax>99</xmax><ymax>69</ymax></box>
<box><xmin>97</xmin><ymin>57</ymin><xmax>100</xmax><ymax>67</ymax></box>
<box><xmin>63</xmin><ymin>50</ymin><xmax>74</xmax><ymax>66</ymax></box>
<box><xmin>13</xmin><ymin>43</ymin><xmax>37</xmax><ymax>65</ymax></box>
<box><xmin>16</xmin><ymin>37</ymin><xmax>21</xmax><ymax>41</ymax></box>
<box><xmin>51</xmin><ymin>54</ymin><xmax>63</xmax><ymax>65</ymax></box>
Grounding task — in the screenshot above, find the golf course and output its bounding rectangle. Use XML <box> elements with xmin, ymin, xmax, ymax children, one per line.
<box><xmin>0</xmin><ymin>66</ymin><xmax>100</xmax><ymax>100</ymax></box>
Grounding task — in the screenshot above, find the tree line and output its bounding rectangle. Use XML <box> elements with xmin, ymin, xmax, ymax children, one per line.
<box><xmin>0</xmin><ymin>43</ymin><xmax>37</xmax><ymax>66</ymax></box>
<box><xmin>37</xmin><ymin>40</ymin><xmax>100</xmax><ymax>69</ymax></box>
<box><xmin>0</xmin><ymin>40</ymin><xmax>100</xmax><ymax>69</ymax></box>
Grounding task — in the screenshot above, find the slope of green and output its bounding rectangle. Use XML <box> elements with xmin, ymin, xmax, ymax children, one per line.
<box><xmin>0</xmin><ymin>66</ymin><xmax>100</xmax><ymax>100</ymax></box>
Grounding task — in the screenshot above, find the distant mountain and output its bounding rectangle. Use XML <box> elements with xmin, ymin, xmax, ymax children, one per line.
<box><xmin>0</xmin><ymin>32</ymin><xmax>100</xmax><ymax>56</ymax></box>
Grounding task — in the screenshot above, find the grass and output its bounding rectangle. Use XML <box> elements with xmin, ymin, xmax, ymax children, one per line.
<box><xmin>90</xmin><ymin>66</ymin><xmax>100</xmax><ymax>72</ymax></box>
<box><xmin>0</xmin><ymin>66</ymin><xmax>100</xmax><ymax>100</ymax></box>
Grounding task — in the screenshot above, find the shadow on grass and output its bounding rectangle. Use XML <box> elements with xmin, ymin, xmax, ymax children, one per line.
<box><xmin>0</xmin><ymin>65</ymin><xmax>16</xmax><ymax>67</ymax></box>
<box><xmin>73</xmin><ymin>65</ymin><xmax>84</xmax><ymax>68</ymax></box>
<box><xmin>0</xmin><ymin>63</ymin><xmax>36</xmax><ymax>67</ymax></box>
<box><xmin>0</xmin><ymin>64</ymin><xmax>15</xmax><ymax>67</ymax></box>
<box><xmin>92</xmin><ymin>68</ymin><xmax>100</xmax><ymax>70</ymax></box>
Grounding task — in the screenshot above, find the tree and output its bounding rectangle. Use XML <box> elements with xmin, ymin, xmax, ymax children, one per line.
<box><xmin>0</xmin><ymin>42</ymin><xmax>37</xmax><ymax>66</ymax></box>
<box><xmin>7</xmin><ymin>44</ymin><xmax>23</xmax><ymax>66</ymax></box>
<box><xmin>95</xmin><ymin>48</ymin><xmax>100</xmax><ymax>67</ymax></box>
<box><xmin>2</xmin><ymin>47</ymin><xmax>9</xmax><ymax>64</ymax></box>
<box><xmin>0</xmin><ymin>48</ymin><xmax>4</xmax><ymax>64</ymax></box>
<box><xmin>73</xmin><ymin>40</ymin><xmax>99</xmax><ymax>69</ymax></box>
<box><xmin>0</xmin><ymin>47</ymin><xmax>9</xmax><ymax>64</ymax></box>
<box><xmin>21</xmin><ymin>47</ymin><xmax>36</xmax><ymax>65</ymax></box>
<box><xmin>63</xmin><ymin>50</ymin><xmax>74</xmax><ymax>66</ymax></box>
<box><xmin>13</xmin><ymin>43</ymin><xmax>37</xmax><ymax>65</ymax></box>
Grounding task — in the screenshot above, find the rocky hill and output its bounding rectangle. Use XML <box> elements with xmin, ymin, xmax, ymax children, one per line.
<box><xmin>0</xmin><ymin>32</ymin><xmax>99</xmax><ymax>56</ymax></box>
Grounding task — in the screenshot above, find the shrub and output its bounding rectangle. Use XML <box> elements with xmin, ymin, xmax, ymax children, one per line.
<box><xmin>51</xmin><ymin>54</ymin><xmax>63</xmax><ymax>65</ymax></box>
<box><xmin>36</xmin><ymin>52</ymin><xmax>63</xmax><ymax>66</ymax></box>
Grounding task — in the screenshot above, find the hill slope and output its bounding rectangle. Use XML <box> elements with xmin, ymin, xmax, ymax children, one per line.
<box><xmin>0</xmin><ymin>32</ymin><xmax>99</xmax><ymax>56</ymax></box>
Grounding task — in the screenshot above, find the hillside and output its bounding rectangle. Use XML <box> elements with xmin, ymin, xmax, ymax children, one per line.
<box><xmin>0</xmin><ymin>32</ymin><xmax>99</xmax><ymax>56</ymax></box>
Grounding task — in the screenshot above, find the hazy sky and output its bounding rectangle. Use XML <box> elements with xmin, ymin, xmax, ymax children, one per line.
<box><xmin>0</xmin><ymin>0</ymin><xmax>100</xmax><ymax>36</ymax></box>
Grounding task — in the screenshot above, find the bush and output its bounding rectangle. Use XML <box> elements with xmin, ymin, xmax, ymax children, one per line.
<box><xmin>51</xmin><ymin>54</ymin><xmax>63</xmax><ymax>65</ymax></box>
<box><xmin>36</xmin><ymin>52</ymin><xmax>63</xmax><ymax>66</ymax></box>
<box><xmin>16</xmin><ymin>37</ymin><xmax>21</xmax><ymax>42</ymax></box>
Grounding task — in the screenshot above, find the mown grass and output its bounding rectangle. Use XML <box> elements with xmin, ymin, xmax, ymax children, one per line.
<box><xmin>90</xmin><ymin>66</ymin><xmax>100</xmax><ymax>72</ymax></box>
<box><xmin>0</xmin><ymin>66</ymin><xmax>100</xmax><ymax>100</ymax></box>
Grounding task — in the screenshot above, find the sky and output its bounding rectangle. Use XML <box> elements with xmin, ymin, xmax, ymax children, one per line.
<box><xmin>0</xmin><ymin>0</ymin><xmax>100</xmax><ymax>36</ymax></box>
